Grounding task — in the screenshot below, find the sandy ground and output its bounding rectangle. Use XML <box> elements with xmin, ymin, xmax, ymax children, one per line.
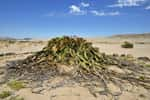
<box><xmin>0</xmin><ymin>38</ymin><xmax>150</xmax><ymax>100</ymax></box>
<box><xmin>0</xmin><ymin>41</ymin><xmax>46</xmax><ymax>54</ymax></box>
<box><xmin>93</xmin><ymin>43</ymin><xmax>150</xmax><ymax>58</ymax></box>
<box><xmin>1</xmin><ymin>38</ymin><xmax>150</xmax><ymax>58</ymax></box>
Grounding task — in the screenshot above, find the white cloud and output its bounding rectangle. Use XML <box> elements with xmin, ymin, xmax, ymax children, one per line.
<box><xmin>145</xmin><ymin>5</ymin><xmax>150</xmax><ymax>10</ymax></box>
<box><xmin>69</xmin><ymin>5</ymin><xmax>86</xmax><ymax>15</ymax></box>
<box><xmin>108</xmin><ymin>0</ymin><xmax>146</xmax><ymax>8</ymax></box>
<box><xmin>90</xmin><ymin>10</ymin><xmax>105</xmax><ymax>16</ymax></box>
<box><xmin>69</xmin><ymin>2</ymin><xmax>121</xmax><ymax>16</ymax></box>
<box><xmin>69</xmin><ymin>5</ymin><xmax>81</xmax><ymax>13</ymax></box>
<box><xmin>90</xmin><ymin>10</ymin><xmax>120</xmax><ymax>16</ymax></box>
<box><xmin>81</xmin><ymin>2</ymin><xmax>90</xmax><ymax>7</ymax></box>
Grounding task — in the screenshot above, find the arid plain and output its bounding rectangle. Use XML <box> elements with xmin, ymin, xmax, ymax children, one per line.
<box><xmin>0</xmin><ymin>34</ymin><xmax>150</xmax><ymax>100</ymax></box>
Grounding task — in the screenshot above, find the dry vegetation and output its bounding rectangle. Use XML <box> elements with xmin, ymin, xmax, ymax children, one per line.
<box><xmin>0</xmin><ymin>35</ymin><xmax>150</xmax><ymax>100</ymax></box>
<box><xmin>121</xmin><ymin>41</ymin><xmax>134</xmax><ymax>48</ymax></box>
<box><xmin>0</xmin><ymin>91</ymin><xmax>11</xmax><ymax>99</ymax></box>
<box><xmin>4</xmin><ymin>36</ymin><xmax>150</xmax><ymax>98</ymax></box>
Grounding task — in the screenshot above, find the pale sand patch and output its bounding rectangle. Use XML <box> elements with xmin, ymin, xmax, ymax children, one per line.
<box><xmin>0</xmin><ymin>41</ymin><xmax>46</xmax><ymax>54</ymax></box>
<box><xmin>16</xmin><ymin>86</ymin><xmax>113</xmax><ymax>100</ymax></box>
<box><xmin>16</xmin><ymin>85</ymin><xmax>150</xmax><ymax>100</ymax></box>
<box><xmin>16</xmin><ymin>88</ymin><xmax>50</xmax><ymax>100</ymax></box>
<box><xmin>16</xmin><ymin>87</ymin><xmax>96</xmax><ymax>100</ymax></box>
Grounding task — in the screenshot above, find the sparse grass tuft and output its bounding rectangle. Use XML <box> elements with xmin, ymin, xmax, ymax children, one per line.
<box><xmin>7</xmin><ymin>80</ymin><xmax>25</xmax><ymax>90</ymax></box>
<box><xmin>139</xmin><ymin>76</ymin><xmax>145</xmax><ymax>80</ymax></box>
<box><xmin>121</xmin><ymin>41</ymin><xmax>134</xmax><ymax>48</ymax></box>
<box><xmin>0</xmin><ymin>91</ymin><xmax>11</xmax><ymax>99</ymax></box>
<box><xmin>145</xmin><ymin>64</ymin><xmax>150</xmax><ymax>67</ymax></box>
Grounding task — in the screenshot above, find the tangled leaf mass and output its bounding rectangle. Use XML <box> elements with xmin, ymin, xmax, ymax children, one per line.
<box><xmin>12</xmin><ymin>36</ymin><xmax>116</xmax><ymax>75</ymax></box>
<box><xmin>35</xmin><ymin>36</ymin><xmax>115</xmax><ymax>72</ymax></box>
<box><xmin>7</xmin><ymin>36</ymin><xmax>150</xmax><ymax>96</ymax></box>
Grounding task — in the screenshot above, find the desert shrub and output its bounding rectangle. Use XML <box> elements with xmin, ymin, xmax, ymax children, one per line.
<box><xmin>121</xmin><ymin>41</ymin><xmax>134</xmax><ymax>48</ymax></box>
<box><xmin>14</xmin><ymin>36</ymin><xmax>116</xmax><ymax>77</ymax></box>
<box><xmin>0</xmin><ymin>91</ymin><xmax>11</xmax><ymax>99</ymax></box>
<box><xmin>8</xmin><ymin>40</ymin><xmax>16</xmax><ymax>44</ymax></box>
<box><xmin>7</xmin><ymin>80</ymin><xmax>25</xmax><ymax>90</ymax></box>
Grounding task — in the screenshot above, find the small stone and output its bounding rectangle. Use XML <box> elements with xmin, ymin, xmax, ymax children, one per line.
<box><xmin>56</xmin><ymin>65</ymin><xmax>75</xmax><ymax>75</ymax></box>
<box><xmin>124</xmin><ymin>69</ymin><xmax>132</xmax><ymax>74</ymax></box>
<box><xmin>123</xmin><ymin>83</ymin><xmax>133</xmax><ymax>91</ymax></box>
<box><xmin>31</xmin><ymin>81</ymin><xmax>42</xmax><ymax>88</ymax></box>
<box><xmin>139</xmin><ymin>94</ymin><xmax>145</xmax><ymax>98</ymax></box>
<box><xmin>138</xmin><ymin>57</ymin><xmax>150</xmax><ymax>62</ymax></box>
<box><xmin>0</xmin><ymin>77</ymin><xmax>6</xmax><ymax>84</ymax></box>
<box><xmin>121</xmin><ymin>60</ymin><xmax>131</xmax><ymax>66</ymax></box>
<box><xmin>112</xmin><ymin>53</ymin><xmax>119</xmax><ymax>57</ymax></box>
<box><xmin>31</xmin><ymin>87</ymin><xmax>44</xmax><ymax>94</ymax></box>
<box><xmin>0</xmin><ymin>72</ymin><xmax>4</xmax><ymax>75</ymax></box>
<box><xmin>93</xmin><ymin>87</ymin><xmax>105</xmax><ymax>93</ymax></box>
<box><xmin>107</xmin><ymin>83</ymin><xmax>122</xmax><ymax>96</ymax></box>
<box><xmin>0</xmin><ymin>70</ymin><xmax>5</xmax><ymax>75</ymax></box>
<box><xmin>107</xmin><ymin>65</ymin><xmax>125</xmax><ymax>74</ymax></box>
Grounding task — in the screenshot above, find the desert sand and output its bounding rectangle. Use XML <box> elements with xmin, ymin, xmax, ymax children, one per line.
<box><xmin>0</xmin><ymin>36</ymin><xmax>150</xmax><ymax>100</ymax></box>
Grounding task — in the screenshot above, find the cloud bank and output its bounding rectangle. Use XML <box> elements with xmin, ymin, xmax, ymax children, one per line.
<box><xmin>69</xmin><ymin>2</ymin><xmax>120</xmax><ymax>16</ymax></box>
<box><xmin>90</xmin><ymin>10</ymin><xmax>120</xmax><ymax>16</ymax></box>
<box><xmin>145</xmin><ymin>5</ymin><xmax>150</xmax><ymax>10</ymax></box>
<box><xmin>69</xmin><ymin>5</ymin><xmax>86</xmax><ymax>15</ymax></box>
<box><xmin>108</xmin><ymin>0</ymin><xmax>146</xmax><ymax>8</ymax></box>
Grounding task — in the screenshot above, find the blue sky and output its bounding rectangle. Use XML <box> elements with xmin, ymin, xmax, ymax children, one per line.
<box><xmin>0</xmin><ymin>0</ymin><xmax>150</xmax><ymax>38</ymax></box>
